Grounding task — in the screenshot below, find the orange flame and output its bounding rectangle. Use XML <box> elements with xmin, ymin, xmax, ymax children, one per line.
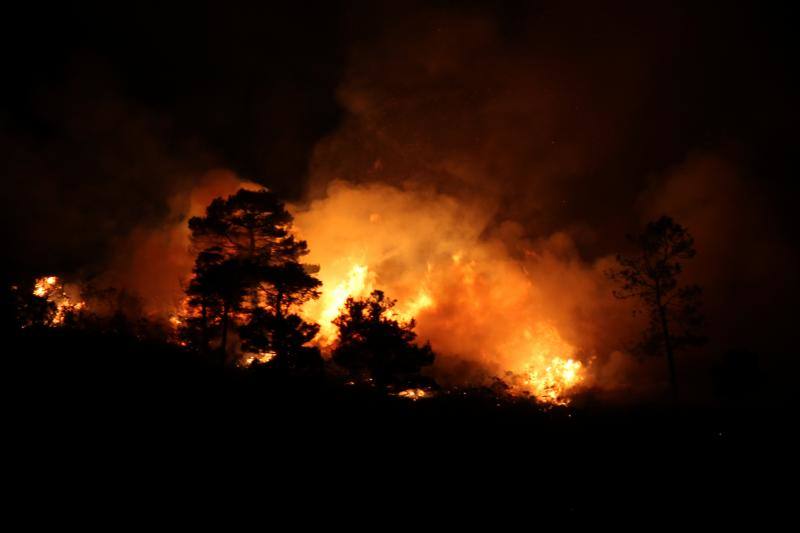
<box><xmin>32</xmin><ymin>276</ymin><xmax>85</xmax><ymax>326</ymax></box>
<box><xmin>396</xmin><ymin>388</ymin><xmax>430</xmax><ymax>400</ymax></box>
<box><xmin>301</xmin><ymin>261</ymin><xmax>435</xmax><ymax>349</ymax></box>
<box><xmin>292</xmin><ymin>182</ymin><xmax>589</xmax><ymax>404</ymax></box>
<box><xmin>239</xmin><ymin>350</ymin><xmax>277</xmax><ymax>367</ymax></box>
<box><xmin>305</xmin><ymin>262</ymin><xmax>373</xmax><ymax>346</ymax></box>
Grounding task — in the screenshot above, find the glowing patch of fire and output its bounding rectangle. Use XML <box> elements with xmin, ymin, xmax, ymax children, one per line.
<box><xmin>397</xmin><ymin>388</ymin><xmax>430</xmax><ymax>400</ymax></box>
<box><xmin>519</xmin><ymin>357</ymin><xmax>585</xmax><ymax>406</ymax></box>
<box><xmin>313</xmin><ymin>262</ymin><xmax>372</xmax><ymax>345</ymax></box>
<box><xmin>33</xmin><ymin>276</ymin><xmax>57</xmax><ymax>297</ymax></box>
<box><xmin>304</xmin><ymin>262</ymin><xmax>435</xmax><ymax>348</ymax></box>
<box><xmin>240</xmin><ymin>350</ymin><xmax>277</xmax><ymax>367</ymax></box>
<box><xmin>32</xmin><ymin>276</ymin><xmax>85</xmax><ymax>325</ymax></box>
<box><xmin>303</xmin><ymin>260</ymin><xmax>584</xmax><ymax>404</ymax></box>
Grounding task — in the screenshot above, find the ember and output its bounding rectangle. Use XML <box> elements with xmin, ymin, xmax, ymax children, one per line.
<box><xmin>240</xmin><ymin>350</ymin><xmax>277</xmax><ymax>367</ymax></box>
<box><xmin>396</xmin><ymin>388</ymin><xmax>430</xmax><ymax>400</ymax></box>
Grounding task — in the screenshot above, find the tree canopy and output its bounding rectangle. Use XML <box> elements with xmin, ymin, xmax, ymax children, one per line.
<box><xmin>183</xmin><ymin>188</ymin><xmax>321</xmax><ymax>367</ymax></box>
<box><xmin>607</xmin><ymin>215</ymin><xmax>705</xmax><ymax>397</ymax></box>
<box><xmin>332</xmin><ymin>290</ymin><xmax>434</xmax><ymax>387</ymax></box>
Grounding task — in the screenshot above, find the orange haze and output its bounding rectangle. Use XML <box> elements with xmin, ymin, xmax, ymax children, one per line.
<box><xmin>290</xmin><ymin>181</ymin><xmax>625</xmax><ymax>399</ymax></box>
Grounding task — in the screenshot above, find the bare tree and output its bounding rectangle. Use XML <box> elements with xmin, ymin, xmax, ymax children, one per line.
<box><xmin>607</xmin><ymin>216</ymin><xmax>705</xmax><ymax>398</ymax></box>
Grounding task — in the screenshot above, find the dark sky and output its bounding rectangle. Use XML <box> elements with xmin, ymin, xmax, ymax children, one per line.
<box><xmin>1</xmin><ymin>2</ymin><xmax>346</xmax><ymax>192</ymax></box>
<box><xmin>1</xmin><ymin>1</ymin><xmax>797</xmax><ymax>277</ymax></box>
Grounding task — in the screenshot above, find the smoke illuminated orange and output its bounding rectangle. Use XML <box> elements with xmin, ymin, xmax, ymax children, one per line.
<box><xmin>293</xmin><ymin>181</ymin><xmax>588</xmax><ymax>404</ymax></box>
<box><xmin>30</xmin><ymin>180</ymin><xmax>590</xmax><ymax>405</ymax></box>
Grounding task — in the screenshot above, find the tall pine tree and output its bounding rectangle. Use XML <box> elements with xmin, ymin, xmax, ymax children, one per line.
<box><xmin>607</xmin><ymin>216</ymin><xmax>705</xmax><ymax>399</ymax></box>
<box><xmin>184</xmin><ymin>188</ymin><xmax>321</xmax><ymax>366</ymax></box>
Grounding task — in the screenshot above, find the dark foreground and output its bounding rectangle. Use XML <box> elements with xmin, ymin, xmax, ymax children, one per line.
<box><xmin>4</xmin><ymin>327</ymin><xmax>796</xmax><ymax>521</ymax></box>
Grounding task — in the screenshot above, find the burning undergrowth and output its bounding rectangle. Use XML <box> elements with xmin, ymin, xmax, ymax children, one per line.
<box><xmin>25</xmin><ymin>276</ymin><xmax>85</xmax><ymax>327</ymax></box>
<box><xmin>292</xmin><ymin>181</ymin><xmax>592</xmax><ymax>404</ymax></box>
<box><xmin>16</xmin><ymin>178</ymin><xmax>601</xmax><ymax>406</ymax></box>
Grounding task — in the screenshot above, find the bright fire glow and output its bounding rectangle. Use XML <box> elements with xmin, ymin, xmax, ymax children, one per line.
<box><xmin>518</xmin><ymin>357</ymin><xmax>584</xmax><ymax>406</ymax></box>
<box><xmin>32</xmin><ymin>276</ymin><xmax>85</xmax><ymax>325</ymax></box>
<box><xmin>396</xmin><ymin>388</ymin><xmax>430</xmax><ymax>400</ymax></box>
<box><xmin>292</xmin><ymin>182</ymin><xmax>589</xmax><ymax>405</ymax></box>
<box><xmin>308</xmin><ymin>262</ymin><xmax>373</xmax><ymax>345</ymax></box>
<box><xmin>33</xmin><ymin>276</ymin><xmax>57</xmax><ymax>297</ymax></box>
<box><xmin>502</xmin><ymin>323</ymin><xmax>586</xmax><ymax>405</ymax></box>
<box><xmin>28</xmin><ymin>181</ymin><xmax>591</xmax><ymax>405</ymax></box>
<box><xmin>240</xmin><ymin>350</ymin><xmax>277</xmax><ymax>367</ymax></box>
<box><xmin>301</xmin><ymin>261</ymin><xmax>435</xmax><ymax>349</ymax></box>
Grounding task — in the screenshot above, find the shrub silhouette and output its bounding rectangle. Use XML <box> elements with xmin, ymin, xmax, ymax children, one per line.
<box><xmin>332</xmin><ymin>290</ymin><xmax>434</xmax><ymax>387</ymax></box>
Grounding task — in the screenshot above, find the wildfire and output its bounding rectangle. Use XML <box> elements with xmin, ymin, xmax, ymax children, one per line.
<box><xmin>24</xmin><ymin>183</ymin><xmax>592</xmax><ymax>406</ymax></box>
<box><xmin>518</xmin><ymin>357</ymin><xmax>585</xmax><ymax>406</ymax></box>
<box><xmin>239</xmin><ymin>350</ymin><xmax>277</xmax><ymax>367</ymax></box>
<box><xmin>33</xmin><ymin>276</ymin><xmax>57</xmax><ymax>297</ymax></box>
<box><xmin>309</xmin><ymin>262</ymin><xmax>373</xmax><ymax>345</ymax></box>
<box><xmin>292</xmin><ymin>182</ymin><xmax>589</xmax><ymax>405</ymax></box>
<box><xmin>32</xmin><ymin>275</ymin><xmax>85</xmax><ymax>325</ymax></box>
<box><xmin>301</xmin><ymin>260</ymin><xmax>436</xmax><ymax>349</ymax></box>
<box><xmin>502</xmin><ymin>324</ymin><xmax>587</xmax><ymax>405</ymax></box>
<box><xmin>396</xmin><ymin>388</ymin><xmax>430</xmax><ymax>400</ymax></box>
<box><xmin>298</xmin><ymin>256</ymin><xmax>584</xmax><ymax>404</ymax></box>
<box><xmin>393</xmin><ymin>287</ymin><xmax>434</xmax><ymax>322</ymax></box>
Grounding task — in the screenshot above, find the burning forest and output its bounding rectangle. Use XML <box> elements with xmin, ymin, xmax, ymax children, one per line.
<box><xmin>18</xmin><ymin>184</ymin><xmax>590</xmax><ymax>405</ymax></box>
<box><xmin>3</xmin><ymin>1</ymin><xmax>798</xmax><ymax>516</ymax></box>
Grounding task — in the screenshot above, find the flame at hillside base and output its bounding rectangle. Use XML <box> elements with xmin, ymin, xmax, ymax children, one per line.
<box><xmin>397</xmin><ymin>388</ymin><xmax>430</xmax><ymax>400</ymax></box>
<box><xmin>32</xmin><ymin>276</ymin><xmax>85</xmax><ymax>326</ymax></box>
<box><xmin>27</xmin><ymin>178</ymin><xmax>591</xmax><ymax>405</ymax></box>
<box><xmin>239</xmin><ymin>350</ymin><xmax>277</xmax><ymax>367</ymax></box>
<box><xmin>515</xmin><ymin>357</ymin><xmax>584</xmax><ymax>406</ymax></box>
<box><xmin>293</xmin><ymin>182</ymin><xmax>588</xmax><ymax>404</ymax></box>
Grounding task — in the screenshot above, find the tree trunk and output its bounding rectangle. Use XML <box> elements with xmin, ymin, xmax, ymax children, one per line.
<box><xmin>274</xmin><ymin>289</ymin><xmax>286</xmax><ymax>364</ymax></box>
<box><xmin>658</xmin><ymin>304</ymin><xmax>678</xmax><ymax>401</ymax></box>
<box><xmin>276</xmin><ymin>289</ymin><xmax>284</xmax><ymax>320</ymax></box>
<box><xmin>200</xmin><ymin>300</ymin><xmax>208</xmax><ymax>355</ymax></box>
<box><xmin>221</xmin><ymin>301</ymin><xmax>229</xmax><ymax>364</ymax></box>
<box><xmin>248</xmin><ymin>228</ymin><xmax>255</xmax><ymax>258</ymax></box>
<box><xmin>654</xmin><ymin>280</ymin><xmax>678</xmax><ymax>402</ymax></box>
<box><xmin>247</xmin><ymin>227</ymin><xmax>260</xmax><ymax>312</ymax></box>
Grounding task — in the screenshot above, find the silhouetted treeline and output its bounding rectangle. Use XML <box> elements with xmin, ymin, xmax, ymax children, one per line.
<box><xmin>9</xmin><ymin>188</ymin><xmax>437</xmax><ymax>391</ymax></box>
